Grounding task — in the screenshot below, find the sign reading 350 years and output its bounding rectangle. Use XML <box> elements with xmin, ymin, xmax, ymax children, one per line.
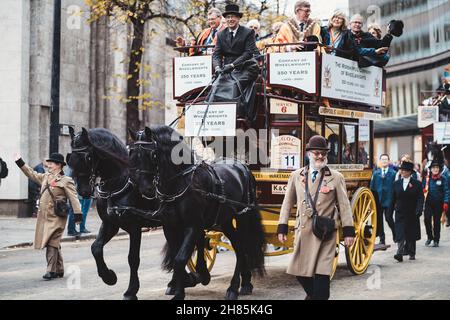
<box><xmin>321</xmin><ymin>54</ymin><xmax>383</xmax><ymax>106</ymax></box>
<box><xmin>173</xmin><ymin>55</ymin><xmax>212</xmax><ymax>98</ymax></box>
<box><xmin>268</xmin><ymin>52</ymin><xmax>316</xmax><ymax>94</ymax></box>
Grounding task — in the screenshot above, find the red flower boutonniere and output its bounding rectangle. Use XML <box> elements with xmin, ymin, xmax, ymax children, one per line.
<box><xmin>408</xmin><ymin>183</ymin><xmax>413</xmax><ymax>189</ymax></box>
<box><xmin>50</xmin><ymin>180</ymin><xmax>57</xmax><ymax>187</ymax></box>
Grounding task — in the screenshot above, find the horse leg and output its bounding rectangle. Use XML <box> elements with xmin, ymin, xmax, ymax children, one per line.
<box><xmin>91</xmin><ymin>221</ymin><xmax>120</xmax><ymax>286</ymax></box>
<box><xmin>122</xmin><ymin>226</ymin><xmax>141</xmax><ymax>300</ymax></box>
<box><xmin>172</xmin><ymin>227</ymin><xmax>198</xmax><ymax>300</ymax></box>
<box><xmin>194</xmin><ymin>230</ymin><xmax>211</xmax><ymax>286</ymax></box>
<box><xmin>223</xmin><ymin>226</ymin><xmax>241</xmax><ymax>300</ymax></box>
<box><xmin>239</xmin><ymin>255</ymin><xmax>253</xmax><ymax>295</ymax></box>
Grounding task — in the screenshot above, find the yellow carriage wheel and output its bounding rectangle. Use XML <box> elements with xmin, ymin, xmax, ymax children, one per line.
<box><xmin>187</xmin><ymin>232</ymin><xmax>222</xmax><ymax>272</ymax></box>
<box><xmin>345</xmin><ymin>187</ymin><xmax>377</xmax><ymax>275</ymax></box>
<box><xmin>330</xmin><ymin>230</ymin><xmax>340</xmax><ymax>279</ymax></box>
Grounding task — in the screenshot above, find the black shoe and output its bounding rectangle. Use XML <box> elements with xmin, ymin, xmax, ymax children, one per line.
<box><xmin>394</xmin><ymin>254</ymin><xmax>403</xmax><ymax>262</ymax></box>
<box><xmin>56</xmin><ymin>272</ymin><xmax>64</xmax><ymax>278</ymax></box>
<box><xmin>68</xmin><ymin>231</ymin><xmax>80</xmax><ymax>237</ymax></box>
<box><xmin>409</xmin><ymin>255</ymin><xmax>415</xmax><ymax>260</ymax></box>
<box><xmin>425</xmin><ymin>239</ymin><xmax>432</xmax><ymax>246</ymax></box>
<box><xmin>80</xmin><ymin>229</ymin><xmax>91</xmax><ymax>234</ymax></box>
<box><xmin>433</xmin><ymin>241</ymin><xmax>439</xmax><ymax>247</ymax></box>
<box><xmin>42</xmin><ymin>272</ymin><xmax>57</xmax><ymax>280</ymax></box>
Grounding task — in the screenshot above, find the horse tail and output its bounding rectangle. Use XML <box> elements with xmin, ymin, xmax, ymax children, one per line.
<box><xmin>236</xmin><ymin>168</ymin><xmax>266</xmax><ymax>277</ymax></box>
<box><xmin>161</xmin><ymin>242</ymin><xmax>174</xmax><ymax>272</ymax></box>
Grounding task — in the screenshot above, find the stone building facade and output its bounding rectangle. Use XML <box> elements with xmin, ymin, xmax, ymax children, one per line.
<box><xmin>0</xmin><ymin>0</ymin><xmax>176</xmax><ymax>216</ymax></box>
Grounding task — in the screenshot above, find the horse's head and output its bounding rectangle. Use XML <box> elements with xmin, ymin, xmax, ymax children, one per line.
<box><xmin>128</xmin><ymin>127</ymin><xmax>158</xmax><ymax>199</ymax></box>
<box><xmin>69</xmin><ymin>127</ymin><xmax>98</xmax><ymax>198</ymax></box>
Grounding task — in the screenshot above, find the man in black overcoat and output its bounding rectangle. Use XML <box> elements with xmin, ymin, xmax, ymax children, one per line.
<box><xmin>208</xmin><ymin>4</ymin><xmax>260</xmax><ymax>120</ymax></box>
<box><xmin>389</xmin><ymin>161</ymin><xmax>424</xmax><ymax>262</ymax></box>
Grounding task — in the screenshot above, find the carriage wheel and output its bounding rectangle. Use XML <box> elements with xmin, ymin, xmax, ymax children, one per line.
<box><xmin>345</xmin><ymin>187</ymin><xmax>377</xmax><ymax>275</ymax></box>
<box><xmin>187</xmin><ymin>237</ymin><xmax>218</xmax><ymax>273</ymax></box>
<box><xmin>330</xmin><ymin>230</ymin><xmax>340</xmax><ymax>279</ymax></box>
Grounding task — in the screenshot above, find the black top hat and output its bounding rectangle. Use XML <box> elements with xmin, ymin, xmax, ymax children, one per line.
<box><xmin>388</xmin><ymin>20</ymin><xmax>404</xmax><ymax>37</ymax></box>
<box><xmin>46</xmin><ymin>153</ymin><xmax>66</xmax><ymax>166</ymax></box>
<box><xmin>223</xmin><ymin>4</ymin><xmax>243</xmax><ymax>18</ymax></box>
<box><xmin>399</xmin><ymin>161</ymin><xmax>414</xmax><ymax>172</ymax></box>
<box><xmin>430</xmin><ymin>160</ymin><xmax>443</xmax><ymax>169</ymax></box>
<box><xmin>306</xmin><ymin>135</ymin><xmax>330</xmax><ymax>151</ymax></box>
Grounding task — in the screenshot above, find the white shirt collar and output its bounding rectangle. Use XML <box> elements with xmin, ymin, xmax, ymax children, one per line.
<box><xmin>228</xmin><ymin>25</ymin><xmax>239</xmax><ymax>36</ymax></box>
<box><xmin>402</xmin><ymin>176</ymin><xmax>411</xmax><ymax>190</ymax></box>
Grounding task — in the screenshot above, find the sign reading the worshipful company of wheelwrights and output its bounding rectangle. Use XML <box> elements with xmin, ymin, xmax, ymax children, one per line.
<box><xmin>184</xmin><ymin>103</ymin><xmax>236</xmax><ymax>137</ymax></box>
<box><xmin>434</xmin><ymin>122</ymin><xmax>450</xmax><ymax>144</ymax></box>
<box><xmin>268</xmin><ymin>52</ymin><xmax>316</xmax><ymax>93</ymax></box>
<box><xmin>321</xmin><ymin>54</ymin><xmax>383</xmax><ymax>106</ymax></box>
<box><xmin>173</xmin><ymin>55</ymin><xmax>212</xmax><ymax>98</ymax></box>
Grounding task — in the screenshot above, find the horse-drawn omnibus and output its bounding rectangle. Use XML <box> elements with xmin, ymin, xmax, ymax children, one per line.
<box><xmin>173</xmin><ymin>41</ymin><xmax>386</xmax><ymax>277</ymax></box>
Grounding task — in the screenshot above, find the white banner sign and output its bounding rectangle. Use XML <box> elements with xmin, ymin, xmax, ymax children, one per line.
<box><xmin>269</xmin><ymin>98</ymin><xmax>298</xmax><ymax>114</ymax></box>
<box><xmin>359</xmin><ymin>119</ymin><xmax>370</xmax><ymax>141</ymax></box>
<box><xmin>184</xmin><ymin>103</ymin><xmax>236</xmax><ymax>137</ymax></box>
<box><xmin>173</xmin><ymin>55</ymin><xmax>212</xmax><ymax>98</ymax></box>
<box><xmin>321</xmin><ymin>54</ymin><xmax>383</xmax><ymax>106</ymax></box>
<box><xmin>434</xmin><ymin>122</ymin><xmax>450</xmax><ymax>144</ymax></box>
<box><xmin>270</xmin><ymin>135</ymin><xmax>301</xmax><ymax>170</ymax></box>
<box><xmin>418</xmin><ymin>105</ymin><xmax>439</xmax><ymax>128</ymax></box>
<box><xmin>269</xmin><ymin>52</ymin><xmax>316</xmax><ymax>93</ymax></box>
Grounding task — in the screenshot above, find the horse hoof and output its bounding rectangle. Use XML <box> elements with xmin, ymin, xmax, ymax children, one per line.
<box><xmin>201</xmin><ymin>273</ymin><xmax>211</xmax><ymax>286</ymax></box>
<box><xmin>123</xmin><ymin>295</ymin><xmax>138</xmax><ymax>300</ymax></box>
<box><xmin>101</xmin><ymin>269</ymin><xmax>117</xmax><ymax>286</ymax></box>
<box><xmin>225</xmin><ymin>288</ymin><xmax>239</xmax><ymax>300</ymax></box>
<box><xmin>165</xmin><ymin>286</ymin><xmax>176</xmax><ymax>296</ymax></box>
<box><xmin>239</xmin><ymin>284</ymin><xmax>253</xmax><ymax>295</ymax></box>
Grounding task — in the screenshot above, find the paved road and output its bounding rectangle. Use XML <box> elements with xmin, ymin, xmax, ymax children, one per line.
<box><xmin>1</xmin><ymin>220</ymin><xmax>450</xmax><ymax>300</ymax></box>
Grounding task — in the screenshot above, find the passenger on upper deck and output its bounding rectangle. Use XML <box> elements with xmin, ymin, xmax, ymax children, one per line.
<box><xmin>176</xmin><ymin>8</ymin><xmax>226</xmax><ymax>56</ymax></box>
<box><xmin>275</xmin><ymin>1</ymin><xmax>322</xmax><ymax>52</ymax></box>
<box><xmin>320</xmin><ymin>10</ymin><xmax>349</xmax><ymax>56</ymax></box>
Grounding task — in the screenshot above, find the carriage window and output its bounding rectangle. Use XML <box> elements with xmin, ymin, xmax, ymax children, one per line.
<box><xmin>342</xmin><ymin>125</ymin><xmax>357</xmax><ymax>164</ymax></box>
<box><xmin>325</xmin><ymin>123</ymin><xmax>340</xmax><ymax>164</ymax></box>
<box><xmin>358</xmin><ymin>120</ymin><xmax>370</xmax><ymax>167</ymax></box>
<box><xmin>269</xmin><ymin>127</ymin><xmax>301</xmax><ymax>170</ymax></box>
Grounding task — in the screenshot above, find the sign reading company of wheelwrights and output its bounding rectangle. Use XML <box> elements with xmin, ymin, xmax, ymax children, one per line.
<box><xmin>321</xmin><ymin>54</ymin><xmax>383</xmax><ymax>106</ymax></box>
<box><xmin>418</xmin><ymin>105</ymin><xmax>439</xmax><ymax>128</ymax></box>
<box><xmin>268</xmin><ymin>52</ymin><xmax>316</xmax><ymax>93</ymax></box>
<box><xmin>270</xmin><ymin>98</ymin><xmax>298</xmax><ymax>114</ymax></box>
<box><xmin>433</xmin><ymin>122</ymin><xmax>450</xmax><ymax>144</ymax></box>
<box><xmin>184</xmin><ymin>103</ymin><xmax>236</xmax><ymax>137</ymax></box>
<box><xmin>173</xmin><ymin>55</ymin><xmax>212</xmax><ymax>98</ymax></box>
<box><xmin>318</xmin><ymin>106</ymin><xmax>381</xmax><ymax>120</ymax></box>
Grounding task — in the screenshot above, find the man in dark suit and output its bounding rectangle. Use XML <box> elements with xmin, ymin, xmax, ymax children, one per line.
<box><xmin>389</xmin><ymin>161</ymin><xmax>424</xmax><ymax>262</ymax></box>
<box><xmin>370</xmin><ymin>154</ymin><xmax>396</xmax><ymax>245</ymax></box>
<box><xmin>209</xmin><ymin>4</ymin><xmax>259</xmax><ymax>120</ymax></box>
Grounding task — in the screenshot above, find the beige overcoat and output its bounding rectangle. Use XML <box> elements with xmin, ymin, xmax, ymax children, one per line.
<box><xmin>19</xmin><ymin>164</ymin><xmax>82</xmax><ymax>249</ymax></box>
<box><xmin>278</xmin><ymin>166</ymin><xmax>354</xmax><ymax>277</ymax></box>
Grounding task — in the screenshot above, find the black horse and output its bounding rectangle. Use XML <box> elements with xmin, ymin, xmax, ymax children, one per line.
<box><xmin>68</xmin><ymin>127</ymin><xmax>206</xmax><ymax>299</ymax></box>
<box><xmin>129</xmin><ymin>125</ymin><xmax>266</xmax><ymax>300</ymax></box>
<box><xmin>68</xmin><ymin>127</ymin><xmax>164</xmax><ymax>300</ymax></box>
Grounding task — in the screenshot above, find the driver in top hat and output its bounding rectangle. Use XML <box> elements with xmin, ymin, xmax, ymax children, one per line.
<box><xmin>277</xmin><ymin>135</ymin><xmax>355</xmax><ymax>300</ymax></box>
<box><xmin>212</xmin><ymin>4</ymin><xmax>259</xmax><ymax>74</ymax></box>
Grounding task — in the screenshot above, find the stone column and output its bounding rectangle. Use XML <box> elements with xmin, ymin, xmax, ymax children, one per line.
<box><xmin>0</xmin><ymin>0</ymin><xmax>31</xmax><ymax>215</ymax></box>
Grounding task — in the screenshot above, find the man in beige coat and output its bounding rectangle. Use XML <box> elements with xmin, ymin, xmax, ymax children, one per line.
<box><xmin>277</xmin><ymin>135</ymin><xmax>355</xmax><ymax>300</ymax></box>
<box><xmin>14</xmin><ymin>153</ymin><xmax>82</xmax><ymax>280</ymax></box>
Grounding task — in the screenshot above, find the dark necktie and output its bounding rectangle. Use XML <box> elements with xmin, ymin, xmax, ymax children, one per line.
<box><xmin>299</xmin><ymin>22</ymin><xmax>305</xmax><ymax>32</ymax></box>
<box><xmin>211</xmin><ymin>28</ymin><xmax>217</xmax><ymax>41</ymax></box>
<box><xmin>230</xmin><ymin>31</ymin><xmax>234</xmax><ymax>42</ymax></box>
<box><xmin>312</xmin><ymin>170</ymin><xmax>318</xmax><ymax>183</ymax></box>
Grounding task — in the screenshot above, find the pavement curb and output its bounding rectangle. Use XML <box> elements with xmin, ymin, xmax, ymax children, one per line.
<box><xmin>2</xmin><ymin>231</ymin><xmax>129</xmax><ymax>250</ymax></box>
